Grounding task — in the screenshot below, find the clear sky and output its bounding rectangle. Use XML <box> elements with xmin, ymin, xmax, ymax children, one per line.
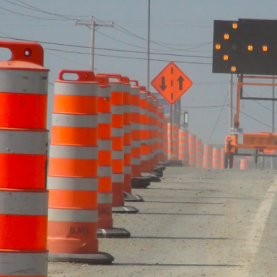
<box><xmin>0</xmin><ymin>0</ymin><xmax>276</xmax><ymax>144</ymax></box>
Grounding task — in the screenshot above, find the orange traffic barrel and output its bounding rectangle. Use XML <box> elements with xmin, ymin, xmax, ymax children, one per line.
<box><xmin>240</xmin><ymin>158</ymin><xmax>248</xmax><ymax>170</ymax></box>
<box><xmin>179</xmin><ymin>128</ymin><xmax>189</xmax><ymax>166</ymax></box>
<box><xmin>189</xmin><ymin>134</ymin><xmax>196</xmax><ymax>167</ymax></box>
<box><xmin>0</xmin><ymin>41</ymin><xmax>49</xmax><ymax>276</ymax></box>
<box><xmin>121</xmin><ymin>77</ymin><xmax>132</xmax><ymax>194</ymax></box>
<box><xmin>158</xmin><ymin>104</ymin><xmax>165</xmax><ymax>163</ymax></box>
<box><xmin>147</xmin><ymin>92</ymin><xmax>155</xmax><ymax>171</ymax></box>
<box><xmin>139</xmin><ymin>87</ymin><xmax>159</xmax><ymax>183</ymax></box>
<box><xmin>101</xmin><ymin>74</ymin><xmax>138</xmax><ymax>214</ymax></box>
<box><xmin>213</xmin><ymin>147</ymin><xmax>221</xmax><ymax>169</ymax></box>
<box><xmin>48</xmin><ymin>70</ymin><xmax>114</xmax><ymax>263</ymax></box>
<box><xmin>126</xmin><ymin>80</ymin><xmax>149</xmax><ymax>193</ymax></box>
<box><xmin>96</xmin><ymin>75</ymin><xmax>131</xmax><ymax>238</ymax></box>
<box><xmin>163</xmin><ymin>120</ymin><xmax>168</xmax><ymax>162</ymax></box>
<box><xmin>196</xmin><ymin>139</ymin><xmax>203</xmax><ymax>168</ymax></box>
<box><xmin>139</xmin><ymin>87</ymin><xmax>150</xmax><ymax>173</ymax></box>
<box><xmin>173</xmin><ymin>124</ymin><xmax>179</xmax><ymax>160</ymax></box>
<box><xmin>221</xmin><ymin>147</ymin><xmax>225</xmax><ymax>169</ymax></box>
<box><xmin>203</xmin><ymin>144</ymin><xmax>213</xmax><ymax>169</ymax></box>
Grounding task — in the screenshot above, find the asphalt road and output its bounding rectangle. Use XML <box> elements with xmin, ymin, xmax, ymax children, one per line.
<box><xmin>48</xmin><ymin>167</ymin><xmax>277</xmax><ymax>277</ymax></box>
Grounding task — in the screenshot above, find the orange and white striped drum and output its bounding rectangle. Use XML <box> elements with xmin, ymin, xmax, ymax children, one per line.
<box><xmin>179</xmin><ymin>128</ymin><xmax>189</xmax><ymax>166</ymax></box>
<box><xmin>95</xmin><ymin>75</ymin><xmax>113</xmax><ymax>229</ymax></box>
<box><xmin>221</xmin><ymin>147</ymin><xmax>225</xmax><ymax>169</ymax></box>
<box><xmin>48</xmin><ymin>70</ymin><xmax>100</xmax><ymax>258</ymax></box>
<box><xmin>203</xmin><ymin>144</ymin><xmax>213</xmax><ymax>169</ymax></box>
<box><xmin>107</xmin><ymin>75</ymin><xmax>125</xmax><ymax>207</ymax></box>
<box><xmin>168</xmin><ymin>123</ymin><xmax>179</xmax><ymax>160</ymax></box>
<box><xmin>0</xmin><ymin>41</ymin><xmax>49</xmax><ymax>276</ymax></box>
<box><xmin>213</xmin><ymin>147</ymin><xmax>221</xmax><ymax>169</ymax></box>
<box><xmin>240</xmin><ymin>158</ymin><xmax>248</xmax><ymax>170</ymax></box>
<box><xmin>158</xmin><ymin>104</ymin><xmax>165</xmax><ymax>163</ymax></box>
<box><xmin>163</xmin><ymin>120</ymin><xmax>168</xmax><ymax>161</ymax></box>
<box><xmin>130</xmin><ymin>80</ymin><xmax>141</xmax><ymax>178</ymax></box>
<box><xmin>196</xmin><ymin>139</ymin><xmax>203</xmax><ymax>168</ymax></box>
<box><xmin>140</xmin><ymin>87</ymin><xmax>151</xmax><ymax>173</ymax></box>
<box><xmin>147</xmin><ymin>92</ymin><xmax>155</xmax><ymax>170</ymax></box>
<box><xmin>152</xmin><ymin>95</ymin><xmax>159</xmax><ymax>165</ymax></box>
<box><xmin>189</xmin><ymin>134</ymin><xmax>196</xmax><ymax>167</ymax></box>
<box><xmin>121</xmin><ymin>77</ymin><xmax>132</xmax><ymax>194</ymax></box>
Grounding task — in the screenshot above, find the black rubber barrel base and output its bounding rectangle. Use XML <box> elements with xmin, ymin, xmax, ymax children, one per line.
<box><xmin>131</xmin><ymin>176</ymin><xmax>152</xmax><ymax>188</ymax></box>
<box><xmin>112</xmin><ymin>206</ymin><xmax>139</xmax><ymax>214</ymax></box>
<box><xmin>49</xmin><ymin>252</ymin><xmax>114</xmax><ymax>264</ymax></box>
<box><xmin>166</xmin><ymin>160</ymin><xmax>183</xmax><ymax>167</ymax></box>
<box><xmin>124</xmin><ymin>191</ymin><xmax>144</xmax><ymax>202</ymax></box>
<box><xmin>97</xmin><ymin>227</ymin><xmax>131</xmax><ymax>238</ymax></box>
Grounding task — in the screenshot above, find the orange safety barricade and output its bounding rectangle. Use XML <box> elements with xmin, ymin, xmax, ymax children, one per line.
<box><xmin>121</xmin><ymin>77</ymin><xmax>132</xmax><ymax>194</ymax></box>
<box><xmin>98</xmin><ymin>74</ymin><xmax>138</xmax><ymax>214</ymax></box>
<box><xmin>203</xmin><ymin>144</ymin><xmax>213</xmax><ymax>169</ymax></box>
<box><xmin>140</xmin><ymin>87</ymin><xmax>150</xmax><ymax>173</ymax></box>
<box><xmin>158</xmin><ymin>104</ymin><xmax>165</xmax><ymax>163</ymax></box>
<box><xmin>179</xmin><ymin>128</ymin><xmax>189</xmax><ymax>166</ymax></box>
<box><xmin>147</xmin><ymin>92</ymin><xmax>155</xmax><ymax>171</ymax></box>
<box><xmin>0</xmin><ymin>41</ymin><xmax>49</xmax><ymax>276</ymax></box>
<box><xmin>189</xmin><ymin>134</ymin><xmax>196</xmax><ymax>167</ymax></box>
<box><xmin>240</xmin><ymin>158</ymin><xmax>248</xmax><ymax>170</ymax></box>
<box><xmin>196</xmin><ymin>139</ymin><xmax>203</xmax><ymax>168</ymax></box>
<box><xmin>96</xmin><ymin>75</ymin><xmax>131</xmax><ymax>237</ymax></box>
<box><xmin>221</xmin><ymin>147</ymin><xmax>225</xmax><ymax>169</ymax></box>
<box><xmin>213</xmin><ymin>148</ymin><xmax>221</xmax><ymax>169</ymax></box>
<box><xmin>164</xmin><ymin>120</ymin><xmax>168</xmax><ymax>161</ymax></box>
<box><xmin>48</xmin><ymin>70</ymin><xmax>114</xmax><ymax>263</ymax></box>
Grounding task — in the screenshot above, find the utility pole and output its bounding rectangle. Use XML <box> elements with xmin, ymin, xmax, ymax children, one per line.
<box><xmin>75</xmin><ymin>18</ymin><xmax>114</xmax><ymax>72</ymax></box>
<box><xmin>229</xmin><ymin>74</ymin><xmax>233</xmax><ymax>134</ymax></box>
<box><xmin>147</xmin><ymin>0</ymin><xmax>150</xmax><ymax>90</ymax></box>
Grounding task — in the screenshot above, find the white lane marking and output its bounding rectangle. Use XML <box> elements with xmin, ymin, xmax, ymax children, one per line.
<box><xmin>232</xmin><ymin>178</ymin><xmax>277</xmax><ymax>276</ymax></box>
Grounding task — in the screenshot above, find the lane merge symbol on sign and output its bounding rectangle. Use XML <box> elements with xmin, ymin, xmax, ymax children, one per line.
<box><xmin>151</xmin><ymin>62</ymin><xmax>193</xmax><ymax>105</ymax></box>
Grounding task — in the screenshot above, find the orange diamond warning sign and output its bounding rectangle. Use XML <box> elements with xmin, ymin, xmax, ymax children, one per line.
<box><xmin>151</xmin><ymin>62</ymin><xmax>193</xmax><ymax>105</ymax></box>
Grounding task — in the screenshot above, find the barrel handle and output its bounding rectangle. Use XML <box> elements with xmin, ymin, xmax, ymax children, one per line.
<box><xmin>0</xmin><ymin>41</ymin><xmax>44</xmax><ymax>66</ymax></box>
<box><xmin>58</xmin><ymin>70</ymin><xmax>95</xmax><ymax>81</ymax></box>
<box><xmin>96</xmin><ymin>73</ymin><xmax>122</xmax><ymax>81</ymax></box>
<box><xmin>130</xmin><ymin>79</ymin><xmax>139</xmax><ymax>86</ymax></box>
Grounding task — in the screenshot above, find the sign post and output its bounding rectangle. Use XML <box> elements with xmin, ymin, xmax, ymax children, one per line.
<box><xmin>151</xmin><ymin>61</ymin><xmax>193</xmax><ymax>161</ymax></box>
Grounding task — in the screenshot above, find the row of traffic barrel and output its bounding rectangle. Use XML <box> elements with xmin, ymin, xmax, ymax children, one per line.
<box><xmin>173</xmin><ymin>128</ymin><xmax>248</xmax><ymax>170</ymax></box>
<box><xmin>0</xmin><ymin>41</ymin><xmax>171</xmax><ymax>276</ymax></box>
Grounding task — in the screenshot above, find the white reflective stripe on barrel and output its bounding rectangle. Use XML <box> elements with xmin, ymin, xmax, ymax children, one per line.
<box><xmin>0</xmin><ymin>252</ymin><xmax>48</xmax><ymax>276</ymax></box>
<box><xmin>140</xmin><ymin>124</ymin><xmax>148</xmax><ymax>130</ymax></box>
<box><xmin>0</xmin><ymin>130</ymin><xmax>48</xmax><ymax>155</ymax></box>
<box><xmin>98</xmin><ymin>140</ymin><xmax>112</xmax><ymax>150</ymax></box>
<box><xmin>98</xmin><ymin>193</ymin><xmax>112</xmax><ymax>204</ymax></box>
<box><xmin>123</xmin><ymin>83</ymin><xmax>131</xmax><ymax>93</ymax></box>
<box><xmin>131</xmin><ymin>123</ymin><xmax>140</xmax><ymax>130</ymax></box>
<box><xmin>111</xmin><ymin>106</ymin><xmax>123</xmax><ymax>115</ymax></box>
<box><xmin>0</xmin><ymin>70</ymin><xmax>48</xmax><ymax>95</ymax></box>
<box><xmin>124</xmin><ymin>166</ymin><xmax>131</xmax><ymax>174</ymax></box>
<box><xmin>49</xmin><ymin>145</ymin><xmax>98</xmax><ymax>159</ymax></box>
<box><xmin>47</xmin><ymin>177</ymin><xmax>98</xmax><ymax>191</ymax></box>
<box><xmin>112</xmin><ymin>174</ymin><xmax>124</xmax><ymax>182</ymax></box>
<box><xmin>48</xmin><ymin>209</ymin><xmax>97</xmax><ymax>222</ymax></box>
<box><xmin>141</xmin><ymin>154</ymin><xmax>149</xmax><ymax>160</ymax></box>
<box><xmin>98</xmin><ymin>166</ymin><xmax>112</xmax><ymax>176</ymax></box>
<box><xmin>124</xmin><ymin>104</ymin><xmax>130</xmax><ymax>113</ymax></box>
<box><xmin>54</xmin><ymin>82</ymin><xmax>97</xmax><ymax>96</ymax></box>
<box><xmin>98</xmin><ymin>89</ymin><xmax>110</xmax><ymax>97</ymax></box>
<box><xmin>112</xmin><ymin>128</ymin><xmax>123</xmax><ymax>137</ymax></box>
<box><xmin>140</xmin><ymin>109</ymin><xmax>148</xmax><ymax>115</ymax></box>
<box><xmin>0</xmin><ymin>191</ymin><xmax>48</xmax><ymax>216</ymax></box>
<box><xmin>124</xmin><ymin>125</ymin><xmax>131</xmax><ymax>134</ymax></box>
<box><xmin>52</xmin><ymin>114</ymin><xmax>97</xmax><ymax>128</ymax></box>
<box><xmin>131</xmin><ymin>141</ymin><xmax>141</xmax><ymax>147</ymax></box>
<box><xmin>131</xmin><ymin>158</ymin><xmax>141</xmax><ymax>165</ymax></box>
<box><xmin>112</xmin><ymin>150</ymin><xmax>124</xmax><ymax>159</ymax></box>
<box><xmin>98</xmin><ymin>113</ymin><xmax>112</xmax><ymax>124</ymax></box>
<box><xmin>110</xmin><ymin>82</ymin><xmax>123</xmax><ymax>92</ymax></box>
<box><xmin>130</xmin><ymin>87</ymin><xmax>140</xmax><ymax>95</ymax></box>
<box><xmin>124</xmin><ymin>145</ymin><xmax>131</xmax><ymax>153</ymax></box>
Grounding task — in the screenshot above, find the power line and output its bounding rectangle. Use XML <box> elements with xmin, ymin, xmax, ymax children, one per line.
<box><xmin>181</xmin><ymin>104</ymin><xmax>228</xmax><ymax>109</ymax></box>
<box><xmin>207</xmin><ymin>91</ymin><xmax>229</xmax><ymax>143</ymax></box>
